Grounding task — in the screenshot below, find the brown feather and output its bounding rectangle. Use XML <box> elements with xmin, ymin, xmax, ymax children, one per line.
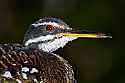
<box><xmin>0</xmin><ymin>44</ymin><xmax>75</xmax><ymax>83</ymax></box>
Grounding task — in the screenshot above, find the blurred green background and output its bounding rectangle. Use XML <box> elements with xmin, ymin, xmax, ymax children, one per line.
<box><xmin>0</xmin><ymin>0</ymin><xmax>122</xmax><ymax>83</ymax></box>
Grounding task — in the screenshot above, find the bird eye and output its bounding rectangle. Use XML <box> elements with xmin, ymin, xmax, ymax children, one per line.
<box><xmin>46</xmin><ymin>25</ymin><xmax>54</xmax><ymax>32</ymax></box>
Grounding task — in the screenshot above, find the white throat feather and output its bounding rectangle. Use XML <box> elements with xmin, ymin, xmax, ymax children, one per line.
<box><xmin>38</xmin><ymin>37</ymin><xmax>77</xmax><ymax>52</ymax></box>
<box><xmin>25</xmin><ymin>35</ymin><xmax>77</xmax><ymax>52</ymax></box>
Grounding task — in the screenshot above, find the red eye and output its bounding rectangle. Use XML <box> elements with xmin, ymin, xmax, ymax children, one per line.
<box><xmin>46</xmin><ymin>25</ymin><xmax>54</xmax><ymax>32</ymax></box>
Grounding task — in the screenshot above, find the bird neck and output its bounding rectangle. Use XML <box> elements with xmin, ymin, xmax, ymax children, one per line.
<box><xmin>24</xmin><ymin>42</ymin><xmax>40</xmax><ymax>50</ymax></box>
<box><xmin>24</xmin><ymin>36</ymin><xmax>77</xmax><ymax>53</ymax></box>
<box><xmin>37</xmin><ymin>37</ymin><xmax>77</xmax><ymax>53</ymax></box>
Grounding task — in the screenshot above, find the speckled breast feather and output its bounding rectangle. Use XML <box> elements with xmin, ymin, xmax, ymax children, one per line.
<box><xmin>0</xmin><ymin>44</ymin><xmax>75</xmax><ymax>83</ymax></box>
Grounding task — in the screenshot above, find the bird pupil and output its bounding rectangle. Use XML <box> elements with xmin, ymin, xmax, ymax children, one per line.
<box><xmin>46</xmin><ymin>25</ymin><xmax>54</xmax><ymax>32</ymax></box>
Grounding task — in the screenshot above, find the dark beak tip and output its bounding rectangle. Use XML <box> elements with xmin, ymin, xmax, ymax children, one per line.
<box><xmin>97</xmin><ymin>33</ymin><xmax>112</xmax><ymax>38</ymax></box>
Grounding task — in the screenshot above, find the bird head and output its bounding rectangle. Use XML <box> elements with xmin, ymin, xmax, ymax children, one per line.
<box><xmin>24</xmin><ymin>17</ymin><xmax>112</xmax><ymax>52</ymax></box>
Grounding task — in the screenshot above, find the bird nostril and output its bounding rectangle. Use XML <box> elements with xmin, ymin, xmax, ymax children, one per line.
<box><xmin>56</xmin><ymin>33</ymin><xmax>63</xmax><ymax>38</ymax></box>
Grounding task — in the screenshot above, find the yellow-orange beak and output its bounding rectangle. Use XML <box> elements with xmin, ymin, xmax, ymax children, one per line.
<box><xmin>61</xmin><ymin>31</ymin><xmax>112</xmax><ymax>38</ymax></box>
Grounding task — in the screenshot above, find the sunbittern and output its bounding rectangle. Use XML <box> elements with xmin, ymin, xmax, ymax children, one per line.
<box><xmin>0</xmin><ymin>17</ymin><xmax>111</xmax><ymax>83</ymax></box>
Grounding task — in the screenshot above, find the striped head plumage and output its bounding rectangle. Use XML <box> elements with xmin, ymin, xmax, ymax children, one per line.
<box><xmin>24</xmin><ymin>17</ymin><xmax>111</xmax><ymax>52</ymax></box>
<box><xmin>23</xmin><ymin>17</ymin><xmax>77</xmax><ymax>52</ymax></box>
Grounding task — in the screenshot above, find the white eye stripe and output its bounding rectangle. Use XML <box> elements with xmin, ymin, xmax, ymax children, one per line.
<box><xmin>32</xmin><ymin>22</ymin><xmax>68</xmax><ymax>30</ymax></box>
<box><xmin>32</xmin><ymin>22</ymin><xmax>60</xmax><ymax>27</ymax></box>
<box><xmin>25</xmin><ymin>35</ymin><xmax>55</xmax><ymax>46</ymax></box>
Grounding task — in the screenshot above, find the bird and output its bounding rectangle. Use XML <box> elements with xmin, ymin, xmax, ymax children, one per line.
<box><xmin>0</xmin><ymin>17</ymin><xmax>111</xmax><ymax>83</ymax></box>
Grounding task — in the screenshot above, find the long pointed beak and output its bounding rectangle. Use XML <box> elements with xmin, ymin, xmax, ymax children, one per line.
<box><xmin>61</xmin><ymin>30</ymin><xmax>112</xmax><ymax>38</ymax></box>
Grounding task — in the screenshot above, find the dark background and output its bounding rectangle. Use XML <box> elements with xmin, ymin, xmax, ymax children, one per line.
<box><xmin>0</xmin><ymin>0</ymin><xmax>123</xmax><ymax>83</ymax></box>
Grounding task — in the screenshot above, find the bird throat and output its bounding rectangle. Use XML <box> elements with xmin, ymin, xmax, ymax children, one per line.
<box><xmin>24</xmin><ymin>35</ymin><xmax>77</xmax><ymax>52</ymax></box>
<box><xmin>38</xmin><ymin>37</ymin><xmax>77</xmax><ymax>52</ymax></box>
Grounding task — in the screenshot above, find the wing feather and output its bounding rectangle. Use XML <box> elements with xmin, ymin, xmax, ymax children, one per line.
<box><xmin>0</xmin><ymin>44</ymin><xmax>76</xmax><ymax>83</ymax></box>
